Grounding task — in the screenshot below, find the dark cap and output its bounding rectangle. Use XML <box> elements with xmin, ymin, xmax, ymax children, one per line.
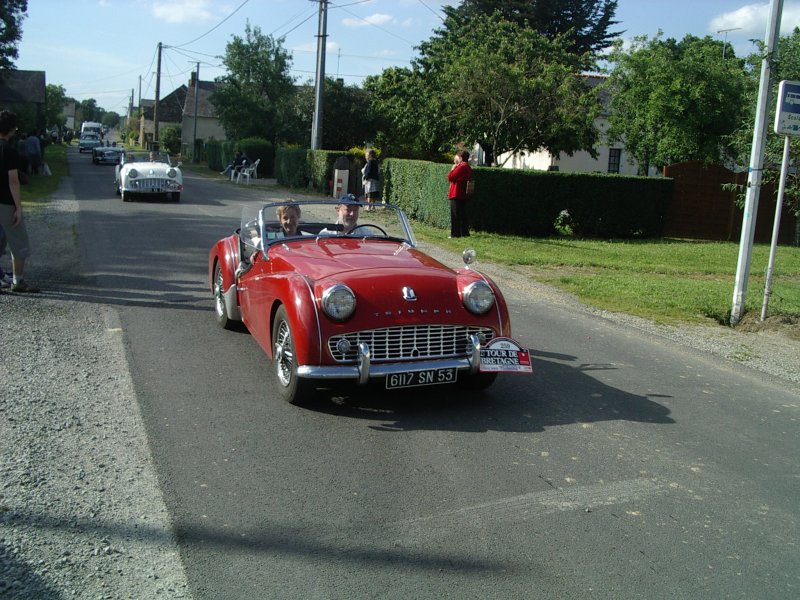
<box><xmin>339</xmin><ymin>193</ymin><xmax>359</xmax><ymax>205</ymax></box>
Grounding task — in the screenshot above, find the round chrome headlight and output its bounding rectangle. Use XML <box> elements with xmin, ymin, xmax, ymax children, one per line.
<box><xmin>462</xmin><ymin>280</ymin><xmax>495</xmax><ymax>315</ymax></box>
<box><xmin>128</xmin><ymin>168</ymin><xmax>138</xmax><ymax>178</ymax></box>
<box><xmin>321</xmin><ymin>284</ymin><xmax>356</xmax><ymax>321</ymax></box>
<box><xmin>167</xmin><ymin>168</ymin><xmax>177</xmax><ymax>178</ymax></box>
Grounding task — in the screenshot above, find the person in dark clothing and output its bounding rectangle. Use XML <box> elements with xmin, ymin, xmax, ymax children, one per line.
<box><xmin>0</xmin><ymin>111</ymin><xmax>39</xmax><ymax>292</ymax></box>
<box><xmin>221</xmin><ymin>150</ymin><xmax>247</xmax><ymax>178</ymax></box>
<box><xmin>447</xmin><ymin>150</ymin><xmax>472</xmax><ymax>238</ymax></box>
<box><xmin>362</xmin><ymin>149</ymin><xmax>381</xmax><ymax>211</ymax></box>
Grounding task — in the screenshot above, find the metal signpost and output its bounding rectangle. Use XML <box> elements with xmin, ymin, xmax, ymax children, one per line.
<box><xmin>761</xmin><ymin>80</ymin><xmax>800</xmax><ymax>320</ymax></box>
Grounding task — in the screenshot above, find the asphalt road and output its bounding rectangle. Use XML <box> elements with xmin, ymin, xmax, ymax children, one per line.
<box><xmin>68</xmin><ymin>148</ymin><xmax>799</xmax><ymax>599</ymax></box>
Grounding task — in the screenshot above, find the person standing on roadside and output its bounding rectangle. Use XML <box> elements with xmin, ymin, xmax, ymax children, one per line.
<box><xmin>447</xmin><ymin>149</ymin><xmax>472</xmax><ymax>238</ymax></box>
<box><xmin>362</xmin><ymin>149</ymin><xmax>381</xmax><ymax>211</ymax></box>
<box><xmin>0</xmin><ymin>110</ymin><xmax>39</xmax><ymax>293</ymax></box>
<box><xmin>25</xmin><ymin>130</ymin><xmax>42</xmax><ymax>175</ymax></box>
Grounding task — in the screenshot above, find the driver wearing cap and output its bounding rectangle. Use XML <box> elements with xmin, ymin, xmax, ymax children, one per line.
<box><xmin>320</xmin><ymin>194</ymin><xmax>360</xmax><ymax>235</ymax></box>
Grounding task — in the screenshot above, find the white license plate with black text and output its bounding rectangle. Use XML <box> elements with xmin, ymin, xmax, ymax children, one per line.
<box><xmin>386</xmin><ymin>368</ymin><xmax>457</xmax><ymax>389</ymax></box>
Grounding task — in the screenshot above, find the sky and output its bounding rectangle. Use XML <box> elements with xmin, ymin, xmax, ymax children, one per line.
<box><xmin>15</xmin><ymin>0</ymin><xmax>800</xmax><ymax>115</ymax></box>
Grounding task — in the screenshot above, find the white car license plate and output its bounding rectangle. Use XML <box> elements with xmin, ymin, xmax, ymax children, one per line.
<box><xmin>385</xmin><ymin>368</ymin><xmax>457</xmax><ymax>389</ymax></box>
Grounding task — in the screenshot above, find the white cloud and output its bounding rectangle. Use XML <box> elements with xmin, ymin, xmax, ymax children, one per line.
<box><xmin>709</xmin><ymin>1</ymin><xmax>800</xmax><ymax>37</ymax></box>
<box><xmin>151</xmin><ymin>0</ymin><xmax>215</xmax><ymax>24</ymax></box>
<box><xmin>342</xmin><ymin>13</ymin><xmax>393</xmax><ymax>28</ymax></box>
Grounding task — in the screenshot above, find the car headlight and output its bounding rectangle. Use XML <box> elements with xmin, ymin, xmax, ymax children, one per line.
<box><xmin>128</xmin><ymin>169</ymin><xmax>138</xmax><ymax>179</ymax></box>
<box><xmin>462</xmin><ymin>280</ymin><xmax>495</xmax><ymax>315</ymax></box>
<box><xmin>167</xmin><ymin>168</ymin><xmax>177</xmax><ymax>178</ymax></box>
<box><xmin>321</xmin><ymin>284</ymin><xmax>356</xmax><ymax>321</ymax></box>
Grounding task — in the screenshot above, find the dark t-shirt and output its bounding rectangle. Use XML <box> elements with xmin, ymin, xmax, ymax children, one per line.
<box><xmin>0</xmin><ymin>139</ymin><xmax>19</xmax><ymax>206</ymax></box>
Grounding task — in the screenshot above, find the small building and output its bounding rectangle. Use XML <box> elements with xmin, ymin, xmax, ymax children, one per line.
<box><xmin>0</xmin><ymin>69</ymin><xmax>47</xmax><ymax>130</ymax></box>
<box><xmin>181</xmin><ymin>73</ymin><xmax>226</xmax><ymax>159</ymax></box>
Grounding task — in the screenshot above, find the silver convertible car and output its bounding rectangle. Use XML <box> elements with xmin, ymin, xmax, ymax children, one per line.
<box><xmin>114</xmin><ymin>150</ymin><xmax>183</xmax><ymax>202</ymax></box>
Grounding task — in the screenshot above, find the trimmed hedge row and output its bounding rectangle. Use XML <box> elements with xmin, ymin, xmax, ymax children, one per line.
<box><xmin>275</xmin><ymin>149</ymin><xmax>673</xmax><ymax>239</ymax></box>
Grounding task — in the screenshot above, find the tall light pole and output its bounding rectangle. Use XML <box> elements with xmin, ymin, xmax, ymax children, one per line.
<box><xmin>310</xmin><ymin>0</ymin><xmax>328</xmax><ymax>150</ymax></box>
<box><xmin>154</xmin><ymin>42</ymin><xmax>162</xmax><ymax>149</ymax></box>
<box><xmin>192</xmin><ymin>62</ymin><xmax>200</xmax><ymax>162</ymax></box>
<box><xmin>730</xmin><ymin>0</ymin><xmax>783</xmax><ymax>324</ymax></box>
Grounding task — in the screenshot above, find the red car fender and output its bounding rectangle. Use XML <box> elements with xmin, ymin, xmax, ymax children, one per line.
<box><xmin>263</xmin><ymin>273</ymin><xmax>323</xmax><ymax>366</ymax></box>
<box><xmin>208</xmin><ymin>235</ymin><xmax>239</xmax><ymax>294</ymax></box>
<box><xmin>455</xmin><ymin>268</ymin><xmax>512</xmax><ymax>337</ymax></box>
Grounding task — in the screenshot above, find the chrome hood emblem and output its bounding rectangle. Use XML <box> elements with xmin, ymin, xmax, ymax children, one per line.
<box><xmin>402</xmin><ymin>286</ymin><xmax>417</xmax><ymax>301</ymax></box>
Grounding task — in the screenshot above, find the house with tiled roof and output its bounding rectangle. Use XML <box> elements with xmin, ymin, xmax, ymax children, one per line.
<box><xmin>181</xmin><ymin>73</ymin><xmax>226</xmax><ymax>158</ymax></box>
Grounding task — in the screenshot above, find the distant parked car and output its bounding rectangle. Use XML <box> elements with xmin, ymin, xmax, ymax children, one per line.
<box><xmin>92</xmin><ymin>144</ymin><xmax>124</xmax><ymax>165</ymax></box>
<box><xmin>114</xmin><ymin>150</ymin><xmax>183</xmax><ymax>202</ymax></box>
<box><xmin>78</xmin><ymin>134</ymin><xmax>102</xmax><ymax>153</ymax></box>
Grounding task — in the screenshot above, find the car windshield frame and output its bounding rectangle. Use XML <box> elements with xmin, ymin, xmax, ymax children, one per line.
<box><xmin>239</xmin><ymin>200</ymin><xmax>418</xmax><ymax>256</ymax></box>
<box><xmin>122</xmin><ymin>151</ymin><xmax>173</xmax><ymax>166</ymax></box>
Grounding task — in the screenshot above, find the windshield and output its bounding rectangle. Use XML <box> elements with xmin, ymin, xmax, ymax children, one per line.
<box><xmin>123</xmin><ymin>151</ymin><xmax>171</xmax><ymax>165</ymax></box>
<box><xmin>238</xmin><ymin>200</ymin><xmax>417</xmax><ymax>252</ymax></box>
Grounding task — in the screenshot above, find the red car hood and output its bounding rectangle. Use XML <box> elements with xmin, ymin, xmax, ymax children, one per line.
<box><xmin>269</xmin><ymin>238</ymin><xmax>486</xmax><ymax>320</ymax></box>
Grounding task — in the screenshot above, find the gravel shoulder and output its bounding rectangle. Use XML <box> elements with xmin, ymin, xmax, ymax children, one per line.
<box><xmin>1</xmin><ymin>175</ymin><xmax>797</xmax><ymax>599</ymax></box>
<box><xmin>0</xmin><ymin>177</ymin><xmax>190</xmax><ymax>599</ymax></box>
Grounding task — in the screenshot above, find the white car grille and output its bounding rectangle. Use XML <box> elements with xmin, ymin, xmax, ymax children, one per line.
<box><xmin>328</xmin><ymin>325</ymin><xmax>495</xmax><ymax>363</ymax></box>
<box><xmin>132</xmin><ymin>178</ymin><xmax>170</xmax><ymax>192</ymax></box>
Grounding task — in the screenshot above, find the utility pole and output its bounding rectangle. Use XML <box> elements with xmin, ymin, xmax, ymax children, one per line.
<box><xmin>193</xmin><ymin>62</ymin><xmax>200</xmax><ymax>162</ymax></box>
<box><xmin>730</xmin><ymin>0</ymin><xmax>783</xmax><ymax>325</ymax></box>
<box><xmin>310</xmin><ymin>0</ymin><xmax>328</xmax><ymax>150</ymax></box>
<box><xmin>154</xmin><ymin>42</ymin><xmax>162</xmax><ymax>149</ymax></box>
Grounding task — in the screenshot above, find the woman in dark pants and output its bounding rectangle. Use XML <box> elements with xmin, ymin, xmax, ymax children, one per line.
<box><xmin>447</xmin><ymin>150</ymin><xmax>472</xmax><ymax>238</ymax></box>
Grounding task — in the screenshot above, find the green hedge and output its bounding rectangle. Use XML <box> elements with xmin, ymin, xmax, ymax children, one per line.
<box><xmin>274</xmin><ymin>150</ymin><xmax>673</xmax><ymax>239</ymax></box>
<box><xmin>383</xmin><ymin>159</ymin><xmax>671</xmax><ymax>238</ymax></box>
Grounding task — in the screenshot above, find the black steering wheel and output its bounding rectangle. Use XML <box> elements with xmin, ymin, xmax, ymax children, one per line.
<box><xmin>348</xmin><ymin>224</ymin><xmax>387</xmax><ymax>237</ymax></box>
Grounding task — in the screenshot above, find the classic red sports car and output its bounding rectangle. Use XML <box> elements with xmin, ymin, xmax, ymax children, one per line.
<box><xmin>209</xmin><ymin>199</ymin><xmax>512</xmax><ymax>405</ymax></box>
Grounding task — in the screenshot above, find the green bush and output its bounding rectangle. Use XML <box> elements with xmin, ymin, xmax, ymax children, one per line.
<box><xmin>275</xmin><ymin>147</ymin><xmax>309</xmax><ymax>188</ymax></box>
<box><xmin>383</xmin><ymin>158</ymin><xmax>672</xmax><ymax>239</ymax></box>
<box><xmin>160</xmin><ymin>125</ymin><xmax>182</xmax><ymax>155</ymax></box>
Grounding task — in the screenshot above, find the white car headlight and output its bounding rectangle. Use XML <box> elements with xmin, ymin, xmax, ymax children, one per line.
<box><xmin>462</xmin><ymin>280</ymin><xmax>495</xmax><ymax>315</ymax></box>
<box><xmin>167</xmin><ymin>168</ymin><xmax>177</xmax><ymax>178</ymax></box>
<box><xmin>128</xmin><ymin>168</ymin><xmax>138</xmax><ymax>178</ymax></box>
<box><xmin>321</xmin><ymin>284</ymin><xmax>356</xmax><ymax>321</ymax></box>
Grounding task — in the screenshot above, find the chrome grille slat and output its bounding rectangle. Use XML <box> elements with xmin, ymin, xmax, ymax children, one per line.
<box><xmin>328</xmin><ymin>325</ymin><xmax>495</xmax><ymax>363</ymax></box>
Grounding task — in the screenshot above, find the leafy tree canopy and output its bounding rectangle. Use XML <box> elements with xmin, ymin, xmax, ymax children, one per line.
<box><xmin>0</xmin><ymin>0</ymin><xmax>27</xmax><ymax>72</ymax></box>
<box><xmin>728</xmin><ymin>27</ymin><xmax>800</xmax><ymax>215</ymax></box>
<box><xmin>211</xmin><ymin>22</ymin><xmax>294</xmax><ymax>142</ymax></box>
<box><xmin>283</xmin><ymin>77</ymin><xmax>378</xmax><ymax>150</ymax></box>
<box><xmin>448</xmin><ymin>0</ymin><xmax>622</xmax><ymax>55</ymax></box>
<box><xmin>44</xmin><ymin>83</ymin><xmax>66</xmax><ymax>130</ymax></box>
<box><xmin>606</xmin><ymin>33</ymin><xmax>749</xmax><ymax>175</ymax></box>
<box><xmin>368</xmin><ymin>12</ymin><xmax>601</xmax><ymax>164</ymax></box>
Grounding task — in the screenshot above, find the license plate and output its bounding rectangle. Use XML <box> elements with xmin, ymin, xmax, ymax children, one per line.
<box><xmin>385</xmin><ymin>368</ymin><xmax>457</xmax><ymax>389</ymax></box>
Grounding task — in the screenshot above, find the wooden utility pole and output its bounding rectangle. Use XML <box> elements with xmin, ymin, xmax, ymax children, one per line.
<box><xmin>311</xmin><ymin>0</ymin><xmax>327</xmax><ymax>150</ymax></box>
<box><xmin>154</xmin><ymin>42</ymin><xmax>162</xmax><ymax>149</ymax></box>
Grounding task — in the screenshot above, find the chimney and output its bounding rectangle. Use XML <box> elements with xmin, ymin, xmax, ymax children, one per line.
<box><xmin>189</xmin><ymin>71</ymin><xmax>196</xmax><ymax>87</ymax></box>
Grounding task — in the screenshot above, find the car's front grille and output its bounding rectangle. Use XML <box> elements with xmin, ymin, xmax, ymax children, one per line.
<box><xmin>134</xmin><ymin>178</ymin><xmax>167</xmax><ymax>191</ymax></box>
<box><xmin>328</xmin><ymin>325</ymin><xmax>495</xmax><ymax>363</ymax></box>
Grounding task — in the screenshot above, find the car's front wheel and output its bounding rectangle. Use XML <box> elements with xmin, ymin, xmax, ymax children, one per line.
<box><xmin>213</xmin><ymin>263</ymin><xmax>236</xmax><ymax>330</ymax></box>
<box><xmin>121</xmin><ymin>190</ymin><xmax>130</xmax><ymax>202</ymax></box>
<box><xmin>272</xmin><ymin>305</ymin><xmax>313</xmax><ymax>405</ymax></box>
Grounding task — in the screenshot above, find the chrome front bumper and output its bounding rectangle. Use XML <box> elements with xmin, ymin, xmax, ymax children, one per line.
<box><xmin>297</xmin><ymin>334</ymin><xmax>482</xmax><ymax>384</ymax></box>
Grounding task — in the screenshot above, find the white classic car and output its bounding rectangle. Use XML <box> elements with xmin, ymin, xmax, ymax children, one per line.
<box><xmin>115</xmin><ymin>150</ymin><xmax>183</xmax><ymax>202</ymax></box>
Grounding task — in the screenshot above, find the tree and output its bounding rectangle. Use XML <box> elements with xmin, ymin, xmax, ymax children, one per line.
<box><xmin>728</xmin><ymin>27</ymin><xmax>800</xmax><ymax>218</ymax></box>
<box><xmin>0</xmin><ymin>0</ymin><xmax>27</xmax><ymax>72</ymax></box>
<box><xmin>283</xmin><ymin>77</ymin><xmax>378</xmax><ymax>150</ymax></box>
<box><xmin>44</xmin><ymin>83</ymin><xmax>66</xmax><ymax>131</ymax></box>
<box><xmin>367</xmin><ymin>12</ymin><xmax>601</xmax><ymax>164</ymax></box>
<box><xmin>450</xmin><ymin>0</ymin><xmax>622</xmax><ymax>55</ymax></box>
<box><xmin>606</xmin><ymin>33</ymin><xmax>749</xmax><ymax>175</ymax></box>
<box><xmin>210</xmin><ymin>22</ymin><xmax>295</xmax><ymax>143</ymax></box>
<box><xmin>102</xmin><ymin>111</ymin><xmax>120</xmax><ymax>129</ymax></box>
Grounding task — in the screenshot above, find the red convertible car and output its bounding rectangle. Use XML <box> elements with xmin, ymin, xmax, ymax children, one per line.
<box><xmin>209</xmin><ymin>199</ymin><xmax>512</xmax><ymax>405</ymax></box>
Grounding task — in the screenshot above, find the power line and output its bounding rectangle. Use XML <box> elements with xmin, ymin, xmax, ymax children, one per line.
<box><xmin>172</xmin><ymin>0</ymin><xmax>250</xmax><ymax>49</ymax></box>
